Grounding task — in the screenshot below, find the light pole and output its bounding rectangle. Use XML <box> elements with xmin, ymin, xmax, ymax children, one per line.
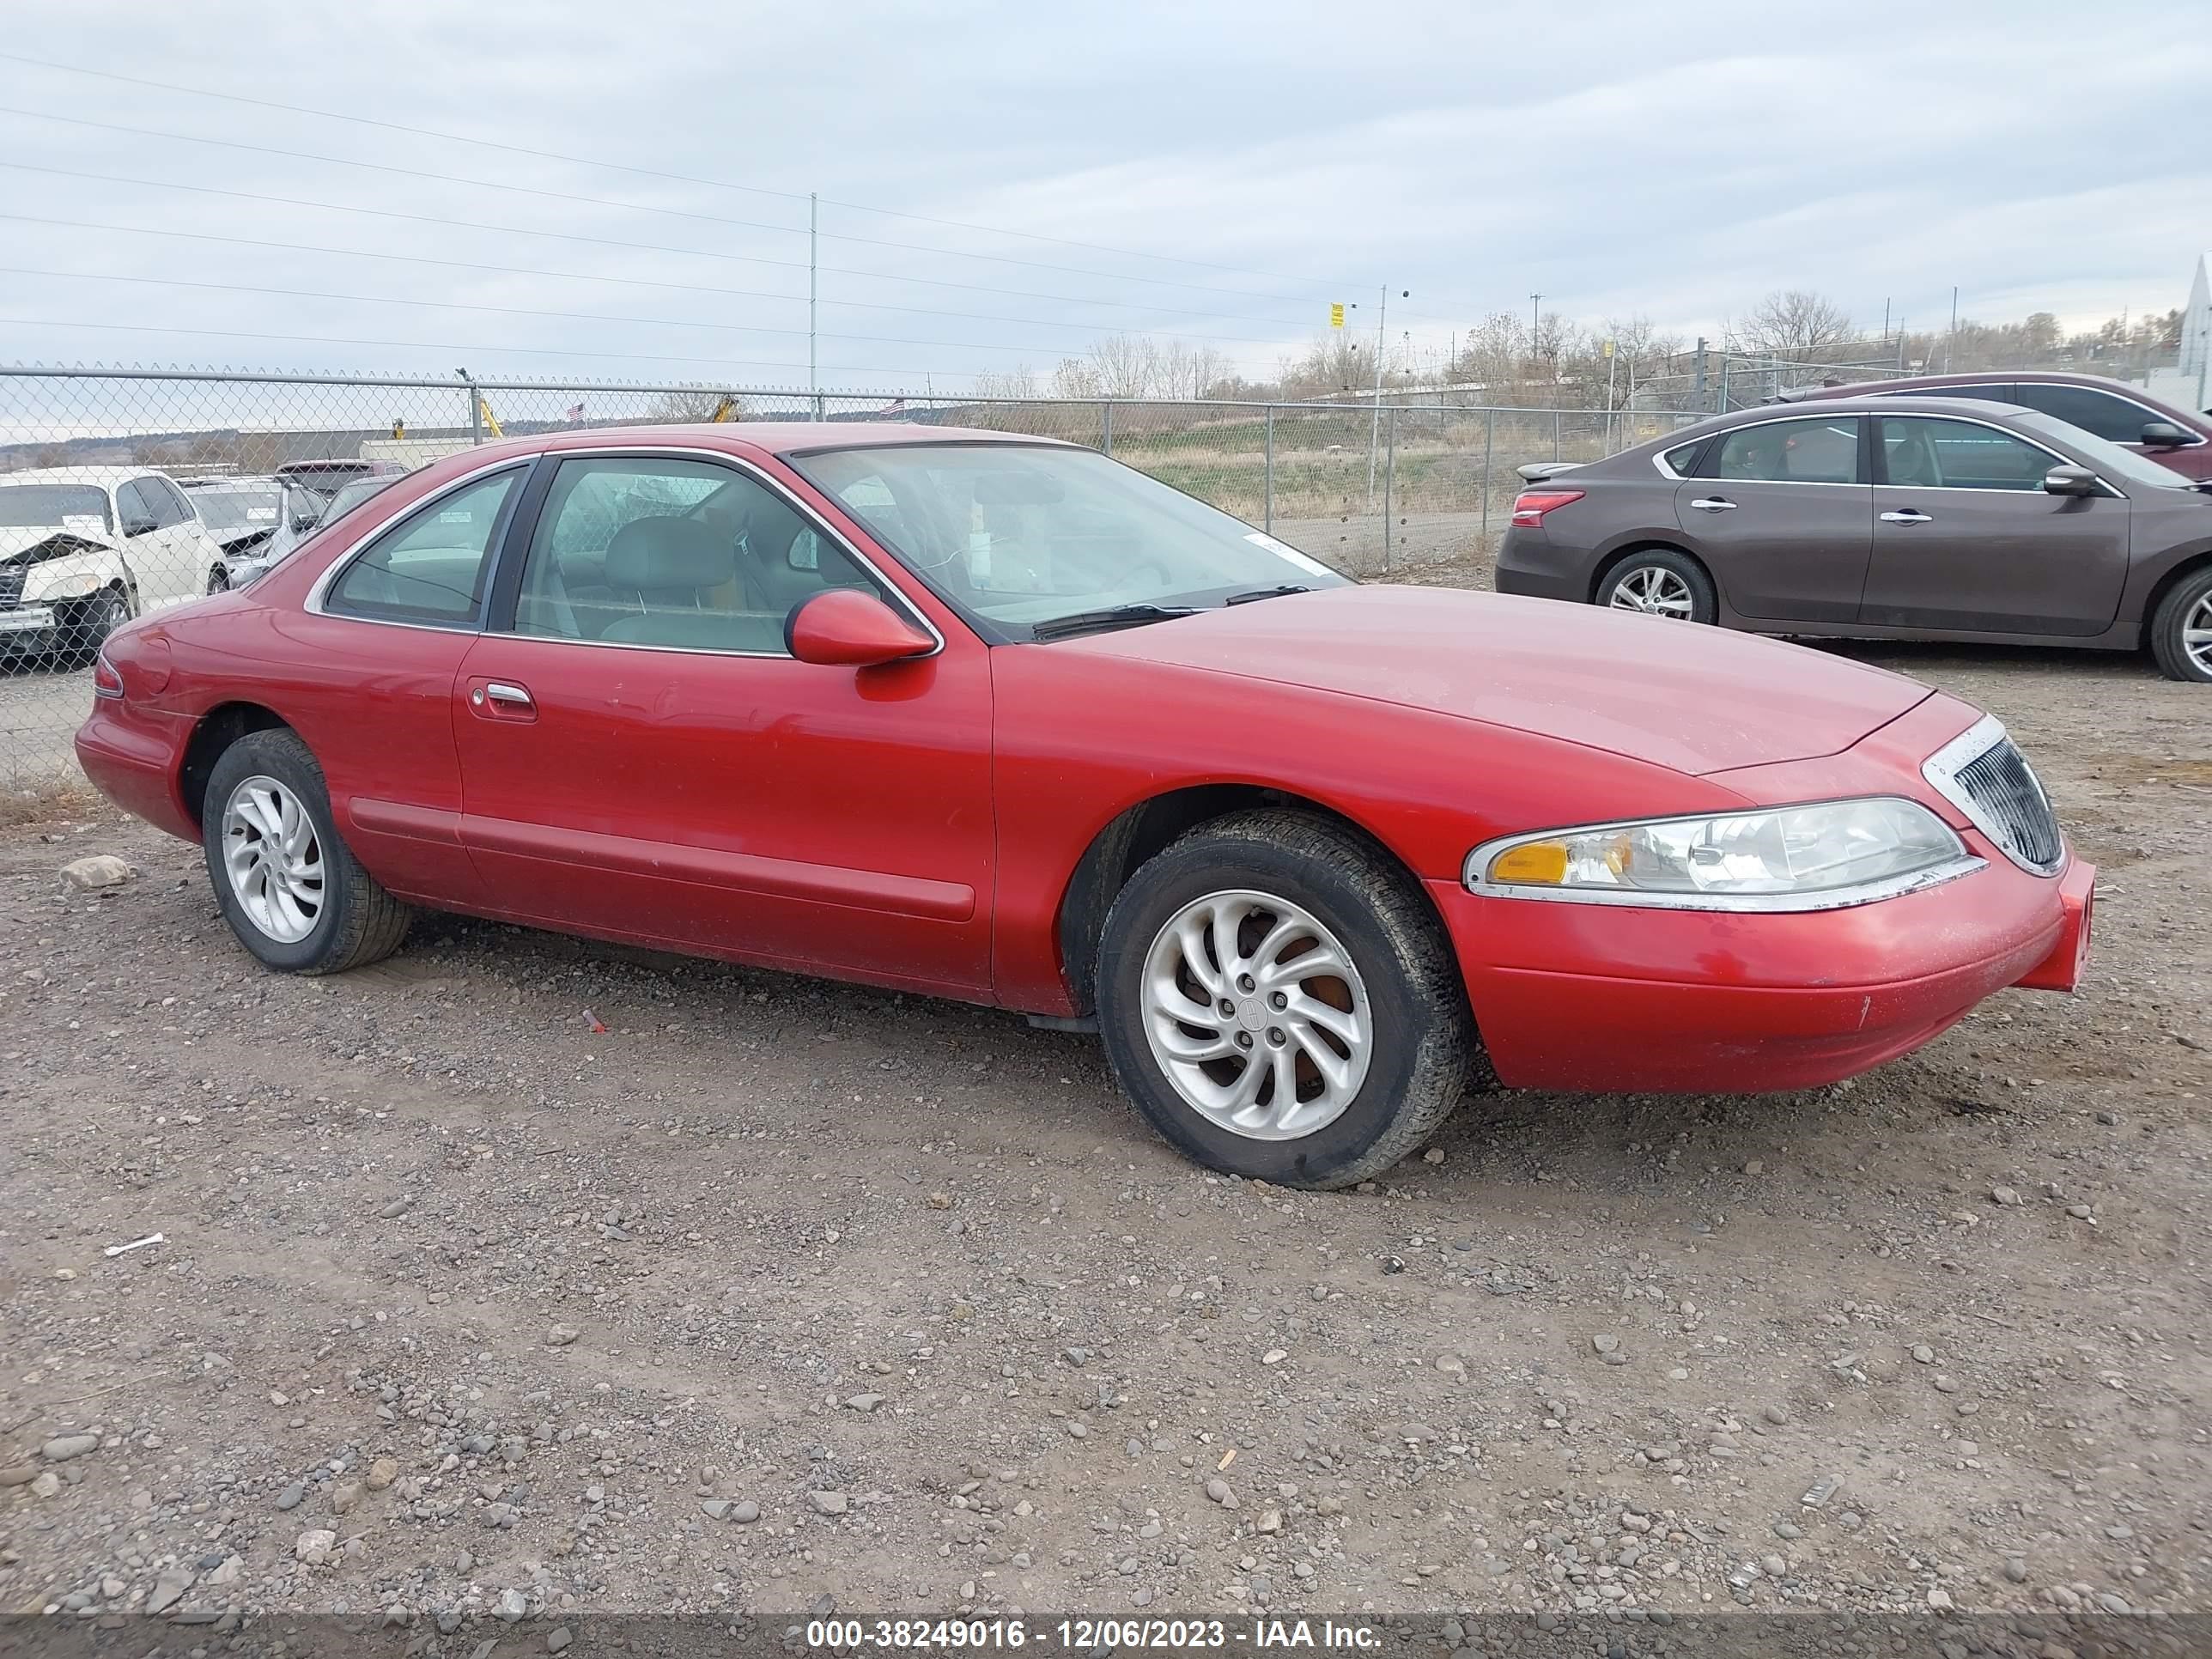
<box><xmin>1365</xmin><ymin>287</ymin><xmax>1407</xmax><ymax>509</ymax></box>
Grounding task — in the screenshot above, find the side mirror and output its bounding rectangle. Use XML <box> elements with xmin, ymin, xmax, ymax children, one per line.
<box><xmin>2042</xmin><ymin>465</ymin><xmax>2101</xmax><ymax>497</ymax></box>
<box><xmin>120</xmin><ymin>514</ymin><xmax>156</xmax><ymax>537</ymax></box>
<box><xmin>784</xmin><ymin>588</ymin><xmax>934</xmax><ymax>667</ymax></box>
<box><xmin>2139</xmin><ymin>420</ymin><xmax>2191</xmax><ymax>449</ymax></box>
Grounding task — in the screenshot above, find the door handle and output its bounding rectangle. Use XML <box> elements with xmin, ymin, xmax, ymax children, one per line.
<box><xmin>1880</xmin><ymin>509</ymin><xmax>1933</xmax><ymax>526</ymax></box>
<box><xmin>482</xmin><ymin>681</ymin><xmax>533</xmax><ymax>710</ymax></box>
<box><xmin>1689</xmin><ymin>496</ymin><xmax>1736</xmax><ymax>512</ymax></box>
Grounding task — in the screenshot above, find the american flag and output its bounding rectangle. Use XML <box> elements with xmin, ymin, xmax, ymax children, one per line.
<box><xmin>877</xmin><ymin>398</ymin><xmax>907</xmax><ymax>417</ymax></box>
<box><xmin>563</xmin><ymin>402</ymin><xmax>585</xmax><ymax>422</ymax></box>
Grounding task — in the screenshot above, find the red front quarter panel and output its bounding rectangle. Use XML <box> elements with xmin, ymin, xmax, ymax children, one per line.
<box><xmin>988</xmin><ymin>647</ymin><xmax>1754</xmax><ymax>1013</ymax></box>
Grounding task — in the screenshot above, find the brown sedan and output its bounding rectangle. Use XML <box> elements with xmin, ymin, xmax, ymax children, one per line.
<box><xmin>1493</xmin><ymin>397</ymin><xmax>2212</xmax><ymax>682</ymax></box>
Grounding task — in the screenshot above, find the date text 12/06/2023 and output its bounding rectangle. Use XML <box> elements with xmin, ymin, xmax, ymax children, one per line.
<box><xmin>803</xmin><ymin>1619</ymin><xmax>1383</xmax><ymax>1650</ymax></box>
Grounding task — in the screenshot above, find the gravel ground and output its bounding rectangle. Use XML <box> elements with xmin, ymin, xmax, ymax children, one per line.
<box><xmin>1</xmin><ymin>594</ymin><xmax>2207</xmax><ymax>1646</ymax></box>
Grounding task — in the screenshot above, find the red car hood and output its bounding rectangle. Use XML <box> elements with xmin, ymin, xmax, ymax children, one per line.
<box><xmin>1059</xmin><ymin>586</ymin><xmax>1932</xmax><ymax>775</ymax></box>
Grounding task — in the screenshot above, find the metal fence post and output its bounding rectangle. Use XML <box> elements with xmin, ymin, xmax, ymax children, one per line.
<box><xmin>1382</xmin><ymin>406</ymin><xmax>1397</xmax><ymax>576</ymax></box>
<box><xmin>465</xmin><ymin>374</ymin><xmax>482</xmax><ymax>446</ymax></box>
<box><xmin>1552</xmin><ymin>410</ymin><xmax>1562</xmax><ymax>462</ymax></box>
<box><xmin>1263</xmin><ymin>405</ymin><xmax>1275</xmax><ymax>534</ymax></box>
<box><xmin>1481</xmin><ymin>410</ymin><xmax>1494</xmax><ymax>543</ymax></box>
<box><xmin>1102</xmin><ymin>399</ymin><xmax>1113</xmax><ymax>456</ymax></box>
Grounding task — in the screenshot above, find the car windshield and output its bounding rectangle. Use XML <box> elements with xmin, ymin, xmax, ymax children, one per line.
<box><xmin>788</xmin><ymin>442</ymin><xmax>1349</xmax><ymax>638</ymax></box>
<box><xmin>2008</xmin><ymin>410</ymin><xmax>2193</xmax><ymax>491</ymax></box>
<box><xmin>319</xmin><ymin>477</ymin><xmax>395</xmax><ymax>522</ymax></box>
<box><xmin>191</xmin><ymin>487</ymin><xmax>286</xmax><ymax>534</ymax></box>
<box><xmin>0</xmin><ymin>483</ymin><xmax>112</xmax><ymax>532</ymax></box>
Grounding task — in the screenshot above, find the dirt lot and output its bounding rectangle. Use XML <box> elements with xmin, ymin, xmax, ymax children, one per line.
<box><xmin>1</xmin><ymin>605</ymin><xmax>2207</xmax><ymax>1647</ymax></box>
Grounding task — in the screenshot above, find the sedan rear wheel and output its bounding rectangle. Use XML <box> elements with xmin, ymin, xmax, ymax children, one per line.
<box><xmin>202</xmin><ymin>728</ymin><xmax>413</xmax><ymax>973</ymax></box>
<box><xmin>1598</xmin><ymin>550</ymin><xmax>1717</xmax><ymax>625</ymax></box>
<box><xmin>1097</xmin><ymin>811</ymin><xmax>1482</xmax><ymax>1188</ymax></box>
<box><xmin>2148</xmin><ymin>565</ymin><xmax>2212</xmax><ymax>683</ymax></box>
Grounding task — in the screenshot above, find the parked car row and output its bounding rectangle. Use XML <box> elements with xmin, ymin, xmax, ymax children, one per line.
<box><xmin>77</xmin><ymin>420</ymin><xmax>2092</xmax><ymax>1188</ymax></box>
<box><xmin>0</xmin><ymin>464</ymin><xmax>401</xmax><ymax>667</ymax></box>
<box><xmin>1498</xmin><ymin>371</ymin><xmax>2212</xmax><ymax>683</ymax></box>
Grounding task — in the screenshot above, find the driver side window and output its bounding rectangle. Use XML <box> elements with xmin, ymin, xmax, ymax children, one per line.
<box><xmin>510</xmin><ymin>456</ymin><xmax>886</xmax><ymax>654</ymax></box>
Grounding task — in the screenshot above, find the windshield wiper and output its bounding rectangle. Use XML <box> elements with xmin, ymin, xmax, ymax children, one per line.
<box><xmin>1221</xmin><ymin>584</ymin><xmax>1310</xmax><ymax>605</ymax></box>
<box><xmin>1028</xmin><ymin>603</ymin><xmax>1201</xmax><ymax>643</ymax></box>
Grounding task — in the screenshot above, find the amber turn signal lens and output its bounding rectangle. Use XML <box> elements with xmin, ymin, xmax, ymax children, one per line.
<box><xmin>1489</xmin><ymin>842</ymin><xmax>1569</xmax><ymax>884</ymax></box>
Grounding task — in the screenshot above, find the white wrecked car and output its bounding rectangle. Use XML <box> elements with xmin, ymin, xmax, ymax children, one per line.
<box><xmin>0</xmin><ymin>467</ymin><xmax>228</xmax><ymax>663</ymax></box>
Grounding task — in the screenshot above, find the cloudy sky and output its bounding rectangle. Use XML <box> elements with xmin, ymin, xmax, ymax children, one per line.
<box><xmin>1</xmin><ymin>0</ymin><xmax>2206</xmax><ymax>396</ymax></box>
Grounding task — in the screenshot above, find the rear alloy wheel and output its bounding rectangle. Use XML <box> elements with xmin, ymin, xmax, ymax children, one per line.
<box><xmin>202</xmin><ymin>728</ymin><xmax>413</xmax><ymax>973</ymax></box>
<box><xmin>1599</xmin><ymin>550</ymin><xmax>1717</xmax><ymax>625</ymax></box>
<box><xmin>2148</xmin><ymin>565</ymin><xmax>2212</xmax><ymax>683</ymax></box>
<box><xmin>1097</xmin><ymin>811</ymin><xmax>1480</xmax><ymax>1188</ymax></box>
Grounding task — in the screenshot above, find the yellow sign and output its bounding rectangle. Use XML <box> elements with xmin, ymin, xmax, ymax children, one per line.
<box><xmin>1329</xmin><ymin>302</ymin><xmax>1345</xmax><ymax>330</ymax></box>
<box><xmin>1602</xmin><ymin>339</ymin><xmax>1614</xmax><ymax>358</ymax></box>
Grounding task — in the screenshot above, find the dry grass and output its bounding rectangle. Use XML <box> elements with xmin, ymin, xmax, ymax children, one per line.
<box><xmin>0</xmin><ymin>776</ymin><xmax>100</xmax><ymax>830</ymax></box>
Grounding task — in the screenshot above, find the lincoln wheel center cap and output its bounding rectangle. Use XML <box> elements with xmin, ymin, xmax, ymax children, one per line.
<box><xmin>1236</xmin><ymin>998</ymin><xmax>1271</xmax><ymax>1033</ymax></box>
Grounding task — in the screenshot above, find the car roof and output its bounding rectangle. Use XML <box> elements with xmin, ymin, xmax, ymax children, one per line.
<box><xmin>1741</xmin><ymin>395</ymin><xmax>2033</xmax><ymax>420</ymax></box>
<box><xmin>0</xmin><ymin>465</ymin><xmax>156</xmax><ymax>487</ymax></box>
<box><xmin>1785</xmin><ymin>368</ymin><xmax>2160</xmax><ymax>399</ymax></box>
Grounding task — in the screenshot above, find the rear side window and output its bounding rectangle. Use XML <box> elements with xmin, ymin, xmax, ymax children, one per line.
<box><xmin>325</xmin><ymin>471</ymin><xmax>520</xmax><ymax>627</ymax></box>
<box><xmin>115</xmin><ymin>480</ymin><xmax>153</xmax><ymax>532</ymax></box>
<box><xmin>1660</xmin><ymin>440</ymin><xmax>1705</xmax><ymax>476</ymax></box>
<box><xmin>2007</xmin><ymin>384</ymin><xmax>2179</xmax><ymax>446</ymax></box>
<box><xmin>1701</xmin><ymin>420</ymin><xmax>1860</xmax><ymax>483</ymax></box>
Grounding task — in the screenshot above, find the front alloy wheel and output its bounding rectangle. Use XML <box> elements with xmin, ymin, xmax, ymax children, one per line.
<box><xmin>1140</xmin><ymin>889</ymin><xmax>1373</xmax><ymax>1140</ymax></box>
<box><xmin>1097</xmin><ymin>811</ymin><xmax>1481</xmax><ymax>1188</ymax></box>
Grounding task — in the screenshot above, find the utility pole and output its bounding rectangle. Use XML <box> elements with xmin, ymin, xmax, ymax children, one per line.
<box><xmin>808</xmin><ymin>192</ymin><xmax>819</xmax><ymax>420</ymax></box>
<box><xmin>1528</xmin><ymin>293</ymin><xmax>1541</xmax><ymax>342</ymax></box>
<box><xmin>1946</xmin><ymin>284</ymin><xmax>1959</xmax><ymax>374</ymax></box>
<box><xmin>1365</xmin><ymin>284</ymin><xmax>1392</xmax><ymax>509</ymax></box>
<box><xmin>1881</xmin><ymin>298</ymin><xmax>1890</xmax><ymax>343</ymax></box>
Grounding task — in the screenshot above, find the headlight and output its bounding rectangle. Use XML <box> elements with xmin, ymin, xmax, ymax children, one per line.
<box><xmin>1466</xmin><ymin>798</ymin><xmax>1976</xmax><ymax>912</ymax></box>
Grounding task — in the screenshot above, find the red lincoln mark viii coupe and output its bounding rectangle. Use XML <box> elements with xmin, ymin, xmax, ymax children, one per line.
<box><xmin>77</xmin><ymin>425</ymin><xmax>2095</xmax><ymax>1188</ymax></box>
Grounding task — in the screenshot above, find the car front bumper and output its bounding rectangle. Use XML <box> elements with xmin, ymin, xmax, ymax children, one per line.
<box><xmin>0</xmin><ymin>603</ymin><xmax>58</xmax><ymax>652</ymax></box>
<box><xmin>1430</xmin><ymin>848</ymin><xmax>2094</xmax><ymax>1094</ymax></box>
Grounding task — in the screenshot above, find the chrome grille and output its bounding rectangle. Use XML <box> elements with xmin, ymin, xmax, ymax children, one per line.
<box><xmin>0</xmin><ymin>566</ymin><xmax>22</xmax><ymax>611</ymax></box>
<box><xmin>1923</xmin><ymin>716</ymin><xmax>2063</xmax><ymax>875</ymax></box>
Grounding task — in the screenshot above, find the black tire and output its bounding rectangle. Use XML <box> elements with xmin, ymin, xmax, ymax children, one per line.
<box><xmin>2148</xmin><ymin>565</ymin><xmax>2212</xmax><ymax>683</ymax></box>
<box><xmin>200</xmin><ymin>727</ymin><xmax>412</xmax><ymax>975</ymax></box>
<box><xmin>62</xmin><ymin>584</ymin><xmax>133</xmax><ymax>666</ymax></box>
<box><xmin>1096</xmin><ymin>811</ymin><xmax>1482</xmax><ymax>1189</ymax></box>
<box><xmin>1595</xmin><ymin>548</ymin><xmax>1718</xmax><ymax>625</ymax></box>
<box><xmin>207</xmin><ymin>565</ymin><xmax>230</xmax><ymax>594</ymax></box>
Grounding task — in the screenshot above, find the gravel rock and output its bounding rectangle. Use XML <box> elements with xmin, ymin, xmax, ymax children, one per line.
<box><xmin>547</xmin><ymin>1630</ymin><xmax>574</xmax><ymax>1654</ymax></box>
<box><xmin>1205</xmin><ymin>1476</ymin><xmax>1236</xmax><ymax>1507</ymax></box>
<box><xmin>60</xmin><ymin>854</ymin><xmax>132</xmax><ymax>890</ymax></box>
<box><xmin>365</xmin><ymin>1456</ymin><xmax>400</xmax><ymax>1491</ymax></box>
<box><xmin>30</xmin><ymin>1470</ymin><xmax>60</xmax><ymax>1498</ymax></box>
<box><xmin>294</xmin><ymin>1529</ymin><xmax>338</xmax><ymax>1566</ymax></box>
<box><xmin>1590</xmin><ymin>1334</ymin><xmax>1620</xmax><ymax>1354</ymax></box>
<box><xmin>731</xmin><ymin>1500</ymin><xmax>760</xmax><ymax>1523</ymax></box>
<box><xmin>146</xmin><ymin>1568</ymin><xmax>193</xmax><ymax>1613</ymax></box>
<box><xmin>844</xmin><ymin>1393</ymin><xmax>884</xmax><ymax>1413</ymax></box>
<box><xmin>376</xmin><ymin>1194</ymin><xmax>414</xmax><ymax>1218</ymax></box>
<box><xmin>702</xmin><ymin>1498</ymin><xmax>734</xmax><ymax>1520</ymax></box>
<box><xmin>275</xmin><ymin>1481</ymin><xmax>306</xmax><ymax>1510</ymax></box>
<box><xmin>40</xmin><ymin>1433</ymin><xmax>98</xmax><ymax>1462</ymax></box>
<box><xmin>497</xmin><ymin>1589</ymin><xmax>529</xmax><ymax>1623</ymax></box>
<box><xmin>809</xmin><ymin>1490</ymin><xmax>848</xmax><ymax>1515</ymax></box>
<box><xmin>544</xmin><ymin>1324</ymin><xmax>580</xmax><ymax>1346</ymax></box>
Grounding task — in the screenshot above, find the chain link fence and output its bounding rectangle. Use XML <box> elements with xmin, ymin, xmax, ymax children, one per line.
<box><xmin>1</xmin><ymin>364</ymin><xmax>1702</xmax><ymax>790</ymax></box>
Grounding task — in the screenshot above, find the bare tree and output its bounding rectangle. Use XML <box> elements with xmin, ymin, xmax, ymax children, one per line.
<box><xmin>647</xmin><ymin>389</ymin><xmax>745</xmax><ymax>422</ymax></box>
<box><xmin>1152</xmin><ymin>341</ymin><xmax>1231</xmax><ymax>401</ymax></box>
<box><xmin>972</xmin><ymin>365</ymin><xmax>1041</xmax><ymax>400</ymax></box>
<box><xmin>1733</xmin><ymin>290</ymin><xmax>1856</xmax><ymax>363</ymax></box>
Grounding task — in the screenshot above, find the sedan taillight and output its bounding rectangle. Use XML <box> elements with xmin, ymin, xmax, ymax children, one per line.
<box><xmin>1510</xmin><ymin>489</ymin><xmax>1585</xmax><ymax>528</ymax></box>
<box><xmin>91</xmin><ymin>651</ymin><xmax>125</xmax><ymax>700</ymax></box>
